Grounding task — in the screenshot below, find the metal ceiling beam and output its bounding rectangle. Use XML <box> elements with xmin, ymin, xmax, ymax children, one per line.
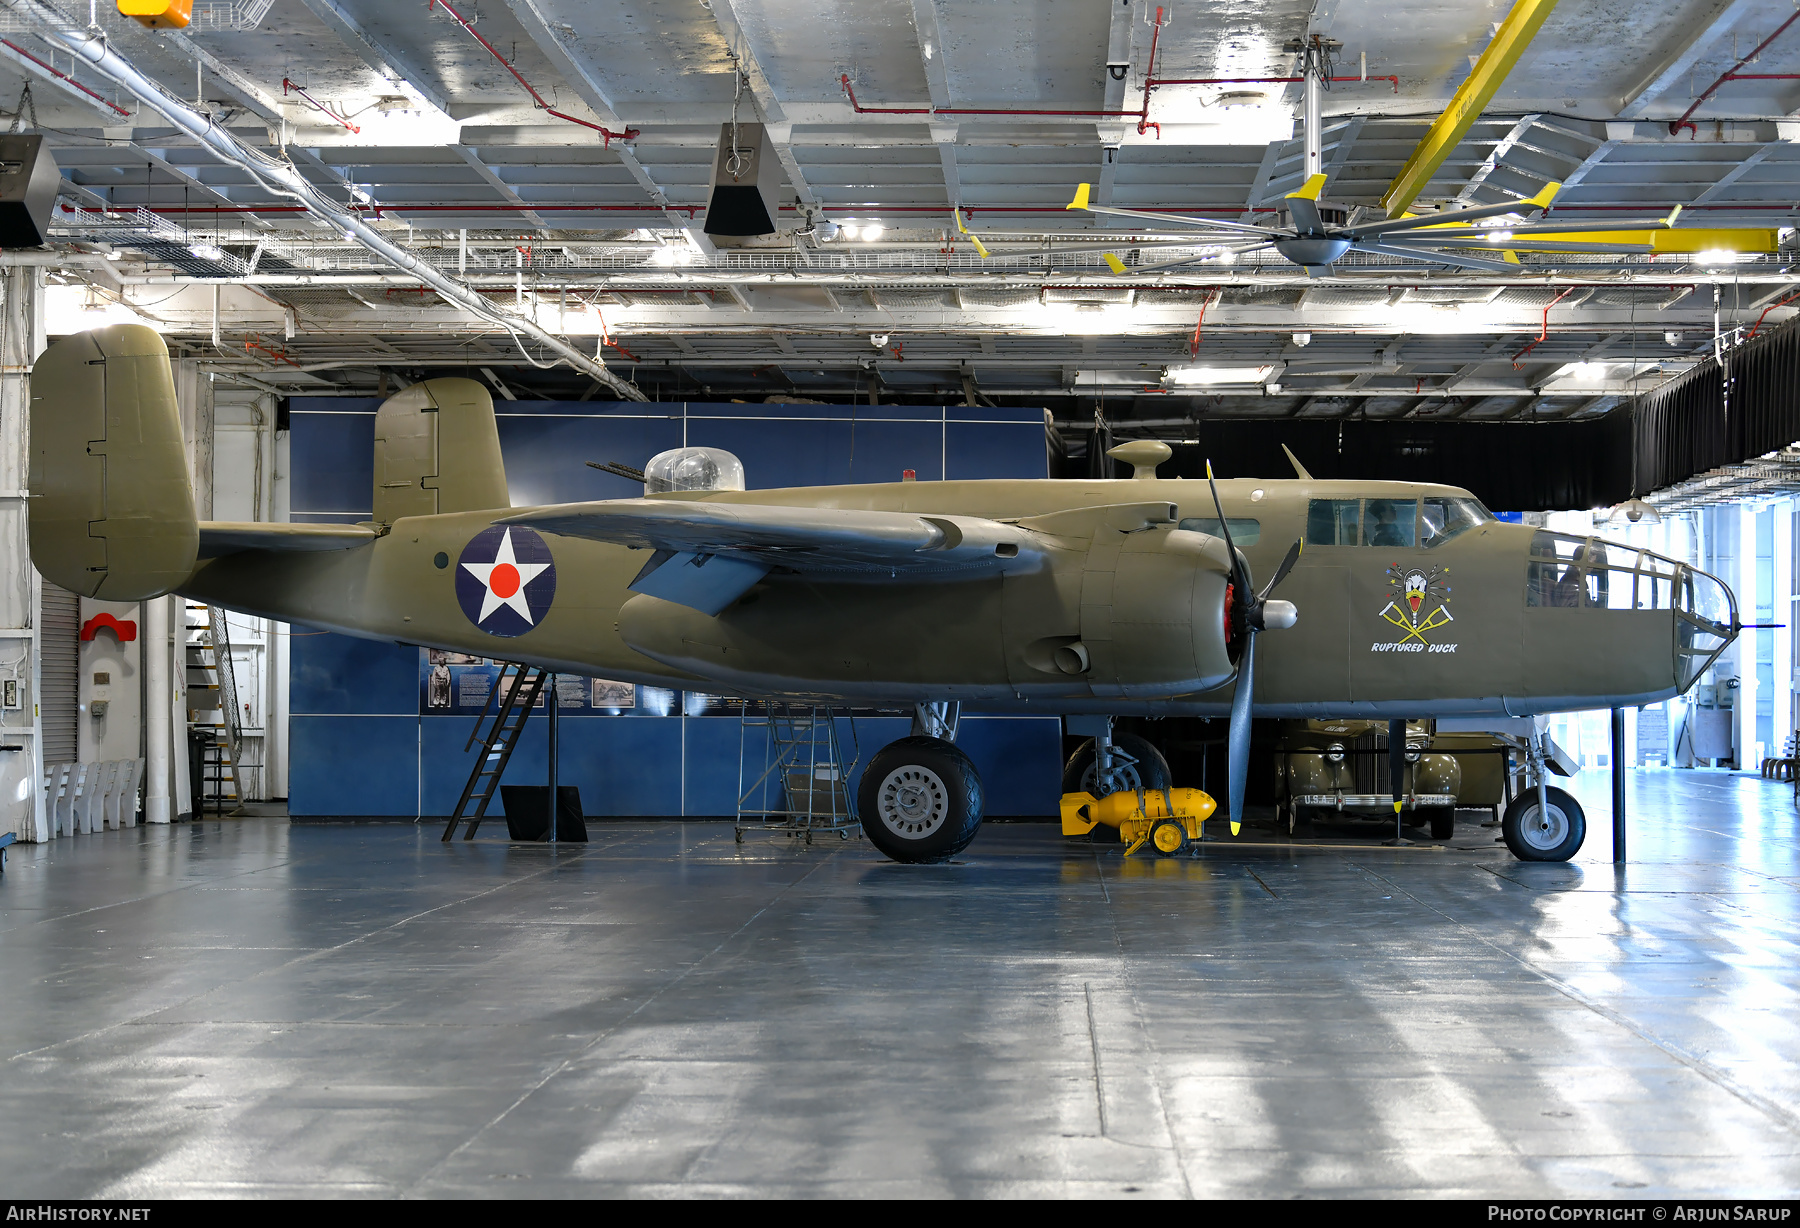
<box><xmin>452</xmin><ymin>146</ymin><xmax>549</xmax><ymax>229</ymax></box>
<box><xmin>1455</xmin><ymin>113</ymin><xmax>1541</xmax><ymax>203</ymax></box>
<box><xmin>297</xmin><ymin>0</ymin><xmax>454</xmax><ymax>116</ymax></box>
<box><xmin>9</xmin><ymin>0</ymin><xmax>644</xmax><ymax>399</ymax></box>
<box><xmin>1692</xmin><ymin>140</ymin><xmax>1782</xmax><ymax>204</ymax></box>
<box><xmin>496</xmin><ymin>1</ymin><xmax>710</xmax><ymax>235</ymax></box>
<box><xmin>1617</xmin><ymin>0</ymin><xmax>1759</xmax><ymax>119</ymax></box>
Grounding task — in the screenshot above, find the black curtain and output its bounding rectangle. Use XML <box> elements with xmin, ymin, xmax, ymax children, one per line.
<box><xmin>1629</xmin><ymin>356</ymin><xmax>1725</xmax><ymax>496</ymax></box>
<box><xmin>1162</xmin><ymin>417</ymin><xmax>1632</xmax><ymax>512</ymax></box>
<box><xmin>1719</xmin><ymin>318</ymin><xmax>1800</xmax><ymax>469</ymax></box>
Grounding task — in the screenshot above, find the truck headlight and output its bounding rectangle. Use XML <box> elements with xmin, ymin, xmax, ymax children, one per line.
<box><xmin>1325</xmin><ymin>742</ymin><xmax>1345</xmax><ymax>763</ymax></box>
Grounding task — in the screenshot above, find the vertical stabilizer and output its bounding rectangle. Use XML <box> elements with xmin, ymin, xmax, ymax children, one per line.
<box><xmin>28</xmin><ymin>325</ymin><xmax>198</xmax><ymax>600</ymax></box>
<box><xmin>372</xmin><ymin>377</ymin><xmax>509</xmax><ymax>524</ymax></box>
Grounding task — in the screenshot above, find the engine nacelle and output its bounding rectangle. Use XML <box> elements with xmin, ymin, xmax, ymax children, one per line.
<box><xmin>1056</xmin><ymin>525</ymin><xmax>1235</xmax><ymax>700</ymax></box>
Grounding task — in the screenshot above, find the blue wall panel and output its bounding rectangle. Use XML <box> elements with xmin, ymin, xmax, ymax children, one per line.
<box><xmin>291</xmin><ymin>633</ymin><xmax>419</xmax><ymax>716</ymax></box>
<box><xmin>287</xmin><ymin>397</ymin><xmax>1055</xmax><ymax>818</ymax></box>
<box><xmin>290</xmin><ymin>716</ymin><xmax>418</xmax><ymax>816</ymax></box>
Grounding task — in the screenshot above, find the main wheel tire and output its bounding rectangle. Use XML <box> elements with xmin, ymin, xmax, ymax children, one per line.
<box><xmin>1501</xmin><ymin>787</ymin><xmax>1586</xmax><ymax>862</ymax></box>
<box><xmin>1427</xmin><ymin>806</ymin><xmax>1456</xmax><ymax>842</ymax></box>
<box><xmin>1061</xmin><ymin>732</ymin><xmax>1172</xmax><ymax>797</ymax></box>
<box><xmin>858</xmin><ymin>736</ymin><xmax>985</xmax><ymax>864</ymax></box>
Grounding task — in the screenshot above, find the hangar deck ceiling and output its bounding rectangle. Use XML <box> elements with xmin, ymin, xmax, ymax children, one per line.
<box><xmin>9</xmin><ymin>0</ymin><xmax>1800</xmax><ymax>421</ymax></box>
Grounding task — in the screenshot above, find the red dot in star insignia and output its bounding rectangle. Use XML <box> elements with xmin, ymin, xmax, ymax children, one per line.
<box><xmin>489</xmin><ymin>562</ymin><xmax>520</xmax><ymax>599</ymax></box>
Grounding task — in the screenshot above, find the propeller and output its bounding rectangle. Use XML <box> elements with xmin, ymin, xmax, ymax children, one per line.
<box><xmin>1385</xmin><ymin>718</ymin><xmax>1407</xmax><ymax>846</ymax></box>
<box><xmin>1205</xmin><ymin>461</ymin><xmax>1301</xmax><ymax>835</ymax></box>
<box><xmin>1068</xmin><ymin>176</ymin><xmax>1706</xmax><ymax>277</ymax></box>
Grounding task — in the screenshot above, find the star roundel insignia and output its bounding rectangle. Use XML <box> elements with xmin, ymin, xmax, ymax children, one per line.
<box><xmin>454</xmin><ymin>525</ymin><xmax>556</xmax><ymax>638</ymax></box>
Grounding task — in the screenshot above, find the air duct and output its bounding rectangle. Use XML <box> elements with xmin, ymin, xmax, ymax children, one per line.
<box><xmin>5</xmin><ymin>0</ymin><xmax>647</xmax><ymax>401</ymax></box>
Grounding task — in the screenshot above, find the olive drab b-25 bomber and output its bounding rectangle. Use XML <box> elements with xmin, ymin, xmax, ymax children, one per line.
<box><xmin>28</xmin><ymin>326</ymin><xmax>1743</xmax><ymax>864</ymax></box>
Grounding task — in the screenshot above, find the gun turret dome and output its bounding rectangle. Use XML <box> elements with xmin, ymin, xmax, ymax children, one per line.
<box><xmin>644</xmin><ymin>447</ymin><xmax>746</xmax><ymax>495</ymax></box>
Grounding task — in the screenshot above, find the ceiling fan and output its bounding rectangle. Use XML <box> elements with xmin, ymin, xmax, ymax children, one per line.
<box><xmin>1066</xmin><ymin>174</ymin><xmax>1692</xmax><ymax>277</ymax></box>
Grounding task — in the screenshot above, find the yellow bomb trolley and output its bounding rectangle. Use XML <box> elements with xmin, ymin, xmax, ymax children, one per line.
<box><xmin>1061</xmin><ymin>786</ymin><xmax>1221</xmax><ymax>857</ymax></box>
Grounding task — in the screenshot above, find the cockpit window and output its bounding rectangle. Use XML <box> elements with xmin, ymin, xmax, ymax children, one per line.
<box><xmin>1421</xmin><ymin>497</ymin><xmax>1491</xmax><ymax>547</ymax></box>
<box><xmin>1526</xmin><ymin>531</ymin><xmax>1682</xmax><ymax>610</ymax></box>
<box><xmin>1306</xmin><ymin>499</ymin><xmax>1360</xmax><ymax>546</ymax></box>
<box><xmin>1364</xmin><ymin>499</ymin><xmax>1417</xmax><ymax>548</ymax></box>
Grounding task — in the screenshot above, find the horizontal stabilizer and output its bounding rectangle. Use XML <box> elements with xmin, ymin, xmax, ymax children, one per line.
<box><xmin>197</xmin><ymin>522</ymin><xmax>379</xmax><ymax>559</ymax></box>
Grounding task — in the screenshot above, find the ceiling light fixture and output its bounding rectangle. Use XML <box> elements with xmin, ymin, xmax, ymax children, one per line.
<box><xmin>1165</xmin><ymin>364</ymin><xmax>1277</xmax><ymax>386</ymax></box>
<box><xmin>862</xmin><ymin>222</ymin><xmax>885</xmax><ymax>242</ymax></box>
<box><xmin>1697</xmin><ymin>248</ymin><xmax>1741</xmax><ymax>266</ymax></box>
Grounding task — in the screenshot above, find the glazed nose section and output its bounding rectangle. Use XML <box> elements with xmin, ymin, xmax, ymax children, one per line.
<box><xmin>1675</xmin><ymin>565</ymin><xmax>1738</xmax><ymax>691</ymax></box>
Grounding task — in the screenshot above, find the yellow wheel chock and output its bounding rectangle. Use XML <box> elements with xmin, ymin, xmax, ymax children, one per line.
<box><xmin>1060</xmin><ymin>787</ymin><xmax>1219</xmax><ymax>856</ymax></box>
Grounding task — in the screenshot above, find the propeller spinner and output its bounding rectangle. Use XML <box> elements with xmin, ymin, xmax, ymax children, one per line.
<box><xmin>1205</xmin><ymin>461</ymin><xmax>1301</xmax><ymax>834</ymax></box>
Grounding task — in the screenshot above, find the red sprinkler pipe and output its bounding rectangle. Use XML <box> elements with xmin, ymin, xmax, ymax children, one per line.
<box><xmin>0</xmin><ymin>39</ymin><xmax>130</xmax><ymax>116</ymax></box>
<box><xmin>1669</xmin><ymin>9</ymin><xmax>1800</xmax><ymax>134</ymax></box>
<box><xmin>283</xmin><ymin>78</ymin><xmax>359</xmax><ymax>134</ymax></box>
<box><xmin>430</xmin><ymin>0</ymin><xmax>639</xmax><ymax>146</ymax></box>
<box><xmin>1512</xmin><ymin>287</ymin><xmax>1575</xmax><ymax>368</ymax></box>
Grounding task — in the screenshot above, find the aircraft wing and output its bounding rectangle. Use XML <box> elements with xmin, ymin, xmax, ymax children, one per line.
<box><xmin>503</xmin><ymin>499</ymin><xmax>1044</xmax><ymax>615</ymax></box>
<box><xmin>197</xmin><ymin>522</ymin><xmax>380</xmax><ymax>559</ymax></box>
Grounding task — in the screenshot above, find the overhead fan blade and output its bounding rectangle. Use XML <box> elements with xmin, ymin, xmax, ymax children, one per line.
<box><xmin>1351</xmin><ymin>240</ymin><xmax>1523</xmax><ymax>274</ymax></box>
<box><xmin>1344</xmin><ymin>181</ymin><xmax>1561</xmax><ymax>241</ymax></box>
<box><xmin>1258</xmin><ymin>539</ymin><xmax>1303</xmax><ymax>602</ymax></box>
<box><xmin>1120</xmin><ymin>242</ymin><xmax>1276</xmax><ymax>275</ymax></box>
<box><xmin>1225</xmin><ymin>630</ymin><xmax>1255</xmax><ymax>836</ymax></box>
<box><xmin>1374</xmin><ymin>218</ymin><xmax>1676</xmax><ymax>239</ymax></box>
<box><xmin>1284</xmin><ymin>195</ymin><xmax>1325</xmax><ymax>235</ymax></box>
<box><xmin>1066</xmin><ymin>184</ymin><xmax>1284</xmax><ymax>237</ymax></box>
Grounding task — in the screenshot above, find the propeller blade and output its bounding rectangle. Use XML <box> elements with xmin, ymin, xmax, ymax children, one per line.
<box><xmin>1388</xmin><ymin>718</ymin><xmax>1407</xmax><ymax>833</ymax></box>
<box><xmin>1203</xmin><ymin>460</ymin><xmax>1253</xmax><ymax>595</ymax></box>
<box><xmin>1226</xmin><ymin>631</ymin><xmax>1256</xmax><ymax>835</ymax></box>
<box><xmin>1258</xmin><ymin>538</ymin><xmax>1303</xmax><ymax>602</ymax></box>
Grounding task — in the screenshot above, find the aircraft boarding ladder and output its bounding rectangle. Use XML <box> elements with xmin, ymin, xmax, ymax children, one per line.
<box><xmin>442</xmin><ymin>663</ymin><xmax>548</xmax><ymax>841</ymax></box>
<box><xmin>735</xmin><ymin>702</ymin><xmax>860</xmax><ymax>843</ymax></box>
<box><xmin>185</xmin><ymin>603</ymin><xmax>245</xmax><ymax>816</ymax></box>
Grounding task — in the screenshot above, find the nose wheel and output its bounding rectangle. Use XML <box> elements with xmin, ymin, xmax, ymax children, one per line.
<box><xmin>1501</xmin><ymin>786</ymin><xmax>1586</xmax><ymax>861</ymax></box>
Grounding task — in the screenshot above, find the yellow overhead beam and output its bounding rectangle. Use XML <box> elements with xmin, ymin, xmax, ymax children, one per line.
<box><xmin>1379</xmin><ymin>0</ymin><xmax>1562</xmax><ymax>219</ymax></box>
<box><xmin>1496</xmin><ymin>228</ymin><xmax>1778</xmax><ymax>254</ymax></box>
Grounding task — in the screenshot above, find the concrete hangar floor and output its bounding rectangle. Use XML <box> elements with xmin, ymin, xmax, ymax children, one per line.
<box><xmin>0</xmin><ymin>770</ymin><xmax>1795</xmax><ymax>1199</ymax></box>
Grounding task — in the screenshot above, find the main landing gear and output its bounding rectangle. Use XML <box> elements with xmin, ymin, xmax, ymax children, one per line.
<box><xmin>858</xmin><ymin>703</ymin><xmax>985</xmax><ymax>864</ymax></box>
